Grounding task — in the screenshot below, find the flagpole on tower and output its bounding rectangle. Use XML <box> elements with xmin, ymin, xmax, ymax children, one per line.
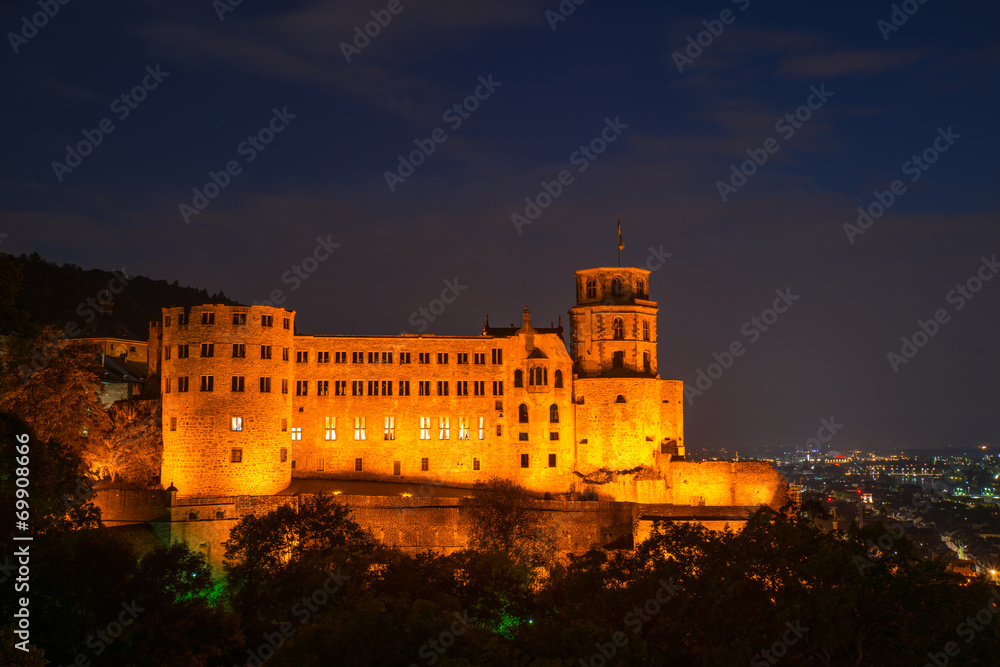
<box><xmin>617</xmin><ymin>215</ymin><xmax>624</xmax><ymax>267</ymax></box>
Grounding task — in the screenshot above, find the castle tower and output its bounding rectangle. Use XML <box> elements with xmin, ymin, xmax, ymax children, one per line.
<box><xmin>160</xmin><ymin>304</ymin><xmax>295</xmax><ymax>496</ymax></box>
<box><xmin>569</xmin><ymin>267</ymin><xmax>657</xmax><ymax>378</ymax></box>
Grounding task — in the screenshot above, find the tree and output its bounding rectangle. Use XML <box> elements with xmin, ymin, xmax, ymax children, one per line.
<box><xmin>461</xmin><ymin>477</ymin><xmax>547</xmax><ymax>568</ymax></box>
<box><xmin>86</xmin><ymin>399</ymin><xmax>162</xmax><ymax>486</ymax></box>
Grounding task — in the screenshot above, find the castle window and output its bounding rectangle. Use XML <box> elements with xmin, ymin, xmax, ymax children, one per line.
<box><xmin>478</xmin><ymin>417</ymin><xmax>485</xmax><ymax>440</ymax></box>
<box><xmin>201</xmin><ymin>343</ymin><xmax>214</xmax><ymax>358</ymax></box>
<box><xmin>325</xmin><ymin>417</ymin><xmax>336</xmax><ymax>441</ymax></box>
<box><xmin>335</xmin><ymin>352</ymin><xmax>347</xmax><ymax>363</ymax></box>
<box><xmin>178</xmin><ymin>344</ymin><xmax>189</xmax><ymax>358</ymax></box>
<box><xmin>514</xmin><ymin>370</ymin><xmax>523</xmax><ymax>388</ymax></box>
<box><xmin>367</xmin><ymin>380</ymin><xmax>379</xmax><ymax>396</ymax></box>
<box><xmin>164</xmin><ymin>346</ymin><xmax>171</xmax><ymax>360</ymax></box>
<box><xmin>637</xmin><ymin>278</ymin><xmax>646</xmax><ymax>299</ymax></box>
<box><xmin>202</xmin><ymin>312</ymin><xmax>215</xmax><ymax>325</ymax></box>
<box><xmin>613</xmin><ymin>351</ymin><xmax>624</xmax><ymax>368</ymax></box>
<box><xmin>493</xmin><ymin>380</ymin><xmax>504</xmax><ymax>396</ymax></box>
<box><xmin>368</xmin><ymin>352</ymin><xmax>378</xmax><ymax>363</ymax></box>
<box><xmin>317</xmin><ymin>380</ymin><xmax>329</xmax><ymax>396</ymax></box>
<box><xmin>318</xmin><ymin>351</ymin><xmax>329</xmax><ymax>363</ymax></box>
<box><xmin>352</xmin><ymin>352</ymin><xmax>363</xmax><ymax>363</ymax></box>
<box><xmin>283</xmin><ymin>317</ymin><xmax>290</xmax><ymax>329</ymax></box>
<box><xmin>316</xmin><ymin>458</ymin><xmax>325</xmax><ymax>472</ymax></box>
<box><xmin>616</xmin><ymin>395</ymin><xmax>627</xmax><ymax>403</ymax></box>
<box><xmin>352</xmin><ymin>380</ymin><xmax>363</xmax><ymax>396</ymax></box>
<box><xmin>548</xmin><ymin>454</ymin><xmax>557</xmax><ymax>467</ymax></box>
<box><xmin>177</xmin><ymin>312</ymin><xmax>189</xmax><ymax>326</ymax></box>
<box><xmin>283</xmin><ymin>348</ymin><xmax>290</xmax><ymax>361</ymax></box>
<box><xmin>532</xmin><ymin>367</ymin><xmax>547</xmax><ymax>385</ymax></box>
<box><xmin>260</xmin><ymin>345</ymin><xmax>271</xmax><ymax>359</ymax></box>
<box><xmin>281</xmin><ymin>379</ymin><xmax>288</xmax><ymax>394</ymax></box>
<box><xmin>420</xmin><ymin>417</ymin><xmax>431</xmax><ymax>440</ymax></box>
<box><xmin>178</xmin><ymin>376</ymin><xmax>189</xmax><ymax>392</ymax></box>
<box><xmin>458</xmin><ymin>417</ymin><xmax>470</xmax><ymax>440</ymax></box>
<box><xmin>398</xmin><ymin>380</ymin><xmax>410</xmax><ymax>396</ymax></box>
<box><xmin>399</xmin><ymin>352</ymin><xmax>411</xmax><ymax>364</ymax></box>
<box><xmin>612</xmin><ymin>318</ymin><xmax>624</xmax><ymax>340</ymax></box>
<box><xmin>643</xmin><ymin>319</ymin><xmax>650</xmax><ymax>341</ymax></box>
<box><xmin>521</xmin><ymin>454</ymin><xmax>529</xmax><ymax>468</ymax></box>
<box><xmin>233</xmin><ymin>343</ymin><xmax>245</xmax><ymax>358</ymax></box>
<box><xmin>291</xmin><ymin>427</ymin><xmax>302</xmax><ymax>440</ymax></box>
<box><xmin>456</xmin><ymin>380</ymin><xmax>468</xmax><ymax>396</ymax></box>
<box><xmin>585</xmin><ymin>278</ymin><xmax>597</xmax><ymax>299</ymax></box>
<box><xmin>474</xmin><ymin>380</ymin><xmax>485</xmax><ymax>396</ymax></box>
<box><xmin>382</xmin><ymin>380</ymin><xmax>393</xmax><ymax>396</ymax></box>
<box><xmin>281</xmin><ymin>418</ymin><xmax>287</xmax><ymax>432</ymax></box>
<box><xmin>457</xmin><ymin>353</ymin><xmax>468</xmax><ymax>364</ymax></box>
<box><xmin>231</xmin><ymin>376</ymin><xmax>245</xmax><ymax>392</ymax></box>
<box><xmin>419</xmin><ymin>352</ymin><xmax>430</xmax><ymax>364</ymax></box>
<box><xmin>497</xmin><ymin>424</ymin><xmax>503</xmax><ymax>436</ymax></box>
<box><xmin>611</xmin><ymin>277</ymin><xmax>623</xmax><ymax>297</ymax></box>
<box><xmin>644</xmin><ymin>352</ymin><xmax>651</xmax><ymax>372</ymax></box>
<box><xmin>549</xmin><ymin>432</ymin><xmax>559</xmax><ymax>441</ymax></box>
<box><xmin>492</xmin><ymin>349</ymin><xmax>502</xmax><ymax>364</ymax></box>
<box><xmin>355</xmin><ymin>458</ymin><xmax>363</xmax><ymax>472</ymax></box>
<box><xmin>495</xmin><ymin>400</ymin><xmax>503</xmax><ymax>410</ymax></box>
<box><xmin>200</xmin><ymin>375</ymin><xmax>214</xmax><ymax>392</ymax></box>
<box><xmin>382</xmin><ymin>352</ymin><xmax>393</xmax><ymax>363</ymax></box>
<box><xmin>421</xmin><ymin>458</ymin><xmax>429</xmax><ymax>472</ymax></box>
<box><xmin>280</xmin><ymin>448</ymin><xmax>287</xmax><ymax>462</ymax></box>
<box><xmin>419</xmin><ymin>381</ymin><xmax>430</xmax><ymax>396</ymax></box>
<box><xmin>518</xmin><ymin>404</ymin><xmax>528</xmax><ymax>423</ymax></box>
<box><xmin>230</xmin><ymin>448</ymin><xmax>242</xmax><ymax>463</ymax></box>
<box><xmin>354</xmin><ymin>417</ymin><xmax>366</xmax><ymax>440</ymax></box>
<box><xmin>554</xmin><ymin>370</ymin><xmax>563</xmax><ymax>388</ymax></box>
<box><xmin>393</xmin><ymin>461</ymin><xmax>401</xmax><ymax>476</ymax></box>
<box><xmin>170</xmin><ymin>417</ymin><xmax>177</xmax><ymax>431</ymax></box>
<box><xmin>474</xmin><ymin>353</ymin><xmax>485</xmax><ymax>364</ymax></box>
<box><xmin>164</xmin><ymin>315</ymin><xmax>171</xmax><ymax>327</ymax></box>
<box><xmin>164</xmin><ymin>376</ymin><xmax>171</xmax><ymax>393</ymax></box>
<box><xmin>549</xmin><ymin>404</ymin><xmax>559</xmax><ymax>423</ymax></box>
<box><xmin>519</xmin><ymin>432</ymin><xmax>528</xmax><ymax>441</ymax></box>
<box><xmin>231</xmin><ymin>417</ymin><xmax>243</xmax><ymax>431</ymax></box>
<box><xmin>297</xmin><ymin>351</ymin><xmax>308</xmax><ymax>363</ymax></box>
<box><xmin>438</xmin><ymin>417</ymin><xmax>450</xmax><ymax>440</ymax></box>
<box><xmin>296</xmin><ymin>380</ymin><xmax>308</xmax><ymax>396</ymax></box>
<box><xmin>473</xmin><ymin>458</ymin><xmax>480</xmax><ymax>471</ymax></box>
<box><xmin>233</xmin><ymin>312</ymin><xmax>246</xmax><ymax>325</ymax></box>
<box><xmin>384</xmin><ymin>416</ymin><xmax>395</xmax><ymax>440</ymax></box>
<box><xmin>437</xmin><ymin>380</ymin><xmax>449</xmax><ymax>396</ymax></box>
<box><xmin>437</xmin><ymin>353</ymin><xmax>449</xmax><ymax>364</ymax></box>
<box><xmin>335</xmin><ymin>380</ymin><xmax>347</xmax><ymax>396</ymax></box>
<box><xmin>260</xmin><ymin>377</ymin><xmax>271</xmax><ymax>393</ymax></box>
<box><xmin>262</xmin><ymin>315</ymin><xmax>273</xmax><ymax>327</ymax></box>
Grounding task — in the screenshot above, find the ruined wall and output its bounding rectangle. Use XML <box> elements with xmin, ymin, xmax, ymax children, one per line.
<box><xmin>94</xmin><ymin>488</ymin><xmax>168</xmax><ymax>525</ymax></box>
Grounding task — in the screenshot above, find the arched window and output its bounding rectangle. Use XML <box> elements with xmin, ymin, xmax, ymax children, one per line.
<box><xmin>637</xmin><ymin>278</ymin><xmax>646</xmax><ymax>298</ymax></box>
<box><xmin>549</xmin><ymin>404</ymin><xmax>559</xmax><ymax>423</ymax></box>
<box><xmin>528</xmin><ymin>368</ymin><xmax>534</xmax><ymax>386</ymax></box>
<box><xmin>554</xmin><ymin>370</ymin><xmax>563</xmax><ymax>388</ymax></box>
<box><xmin>612</xmin><ymin>317</ymin><xmax>624</xmax><ymax>340</ymax></box>
<box><xmin>611</xmin><ymin>277</ymin><xmax>623</xmax><ymax>297</ymax></box>
<box><xmin>585</xmin><ymin>278</ymin><xmax>597</xmax><ymax>299</ymax></box>
<box><xmin>514</xmin><ymin>370</ymin><xmax>523</xmax><ymax>388</ymax></box>
<box><xmin>643</xmin><ymin>319</ymin><xmax>650</xmax><ymax>341</ymax></box>
<box><xmin>518</xmin><ymin>404</ymin><xmax>528</xmax><ymax>423</ymax></box>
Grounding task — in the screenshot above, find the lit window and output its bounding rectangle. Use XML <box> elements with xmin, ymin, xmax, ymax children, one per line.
<box><xmin>384</xmin><ymin>416</ymin><xmax>395</xmax><ymax>440</ymax></box>
<box><xmin>231</xmin><ymin>416</ymin><xmax>243</xmax><ymax>431</ymax></box>
<box><xmin>439</xmin><ymin>416</ymin><xmax>450</xmax><ymax>440</ymax></box>
<box><xmin>291</xmin><ymin>427</ymin><xmax>302</xmax><ymax>440</ymax></box>
<box><xmin>478</xmin><ymin>416</ymin><xmax>485</xmax><ymax>440</ymax></box>
<box><xmin>420</xmin><ymin>417</ymin><xmax>431</xmax><ymax>440</ymax></box>
<box><xmin>325</xmin><ymin>417</ymin><xmax>336</xmax><ymax>441</ymax></box>
<box><xmin>458</xmin><ymin>417</ymin><xmax>470</xmax><ymax>440</ymax></box>
<box><xmin>355</xmin><ymin>417</ymin><xmax>366</xmax><ymax>440</ymax></box>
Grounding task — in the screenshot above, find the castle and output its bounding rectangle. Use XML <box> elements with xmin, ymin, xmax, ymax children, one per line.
<box><xmin>151</xmin><ymin>265</ymin><xmax>783</xmax><ymax>507</ymax></box>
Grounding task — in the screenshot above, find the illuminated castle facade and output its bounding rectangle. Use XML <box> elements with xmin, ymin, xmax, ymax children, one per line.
<box><xmin>155</xmin><ymin>266</ymin><xmax>690</xmax><ymax>498</ymax></box>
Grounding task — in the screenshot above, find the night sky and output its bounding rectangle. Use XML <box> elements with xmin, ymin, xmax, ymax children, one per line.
<box><xmin>3</xmin><ymin>0</ymin><xmax>998</xmax><ymax>452</ymax></box>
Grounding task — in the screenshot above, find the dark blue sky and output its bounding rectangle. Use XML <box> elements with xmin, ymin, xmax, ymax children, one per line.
<box><xmin>3</xmin><ymin>0</ymin><xmax>999</xmax><ymax>451</ymax></box>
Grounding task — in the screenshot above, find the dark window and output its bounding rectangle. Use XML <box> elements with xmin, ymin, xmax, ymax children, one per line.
<box><xmin>317</xmin><ymin>351</ymin><xmax>329</xmax><ymax>363</ymax></box>
<box><xmin>493</xmin><ymin>380</ymin><xmax>504</xmax><ymax>396</ymax></box>
<box><xmin>280</xmin><ymin>447</ymin><xmax>287</xmax><ymax>462</ymax></box>
<box><xmin>421</xmin><ymin>457</ymin><xmax>429</xmax><ymax>471</ymax></box>
<box><xmin>170</xmin><ymin>417</ymin><xmax>177</xmax><ymax>431</ymax></box>
<box><xmin>514</xmin><ymin>370</ymin><xmax>523</xmax><ymax>388</ymax></box>
<box><xmin>260</xmin><ymin>377</ymin><xmax>271</xmax><ymax>393</ymax></box>
<box><xmin>318</xmin><ymin>380</ymin><xmax>329</xmax><ymax>396</ymax></box>
<box><xmin>612</xmin><ymin>318</ymin><xmax>624</xmax><ymax>340</ymax></box>
<box><xmin>437</xmin><ymin>380</ymin><xmax>449</xmax><ymax>396</ymax></box>
<box><xmin>518</xmin><ymin>404</ymin><xmax>528</xmax><ymax>423</ymax></box>
<box><xmin>283</xmin><ymin>317</ymin><xmax>290</xmax><ymax>329</ymax></box>
<box><xmin>473</xmin><ymin>458</ymin><xmax>480</xmax><ymax>471</ymax></box>
<box><xmin>611</xmin><ymin>277</ymin><xmax>623</xmax><ymax>297</ymax></box>
<box><xmin>296</xmin><ymin>351</ymin><xmax>308</xmax><ymax>363</ymax></box>
<box><xmin>613</xmin><ymin>351</ymin><xmax>624</xmax><ymax>368</ymax></box>
<box><xmin>398</xmin><ymin>380</ymin><xmax>410</xmax><ymax>396</ymax></box>
<box><xmin>637</xmin><ymin>278</ymin><xmax>647</xmax><ymax>299</ymax></box>
<box><xmin>520</xmin><ymin>454</ymin><xmax>529</xmax><ymax>468</ymax></box>
<box><xmin>492</xmin><ymin>348</ymin><xmax>502</xmax><ymax>364</ymax></box>
<box><xmin>200</xmin><ymin>375</ymin><xmax>214</xmax><ymax>392</ymax></box>
<box><xmin>548</xmin><ymin>454</ymin><xmax>557</xmax><ymax>467</ymax></box>
<box><xmin>232</xmin><ymin>343</ymin><xmax>245</xmax><ymax>358</ymax></box>
<box><xmin>616</xmin><ymin>394</ymin><xmax>627</xmax><ymax>403</ymax></box>
<box><xmin>394</xmin><ymin>461</ymin><xmax>401</xmax><ymax>476</ymax></box>
<box><xmin>178</xmin><ymin>376</ymin><xmax>189</xmax><ymax>392</ymax></box>
<box><xmin>355</xmin><ymin>458</ymin><xmax>363</xmax><ymax>472</ymax></box>
<box><xmin>262</xmin><ymin>314</ymin><xmax>273</xmax><ymax>327</ymax></box>
<box><xmin>201</xmin><ymin>343</ymin><xmax>214</xmax><ymax>357</ymax></box>
<box><xmin>231</xmin><ymin>376</ymin><xmax>244</xmax><ymax>392</ymax></box>
<box><xmin>554</xmin><ymin>370</ymin><xmax>563</xmax><ymax>388</ymax></box>
<box><xmin>437</xmin><ymin>353</ymin><xmax>448</xmax><ymax>364</ymax></box>
<box><xmin>549</xmin><ymin>432</ymin><xmax>559</xmax><ymax>440</ymax></box>
<box><xmin>457</xmin><ymin>353</ymin><xmax>468</xmax><ymax>364</ymax></box>
<box><xmin>519</xmin><ymin>432</ymin><xmax>528</xmax><ymax>441</ymax></box>
<box><xmin>585</xmin><ymin>278</ymin><xmax>597</xmax><ymax>299</ymax></box>
<box><xmin>233</xmin><ymin>312</ymin><xmax>246</xmax><ymax>325</ymax></box>
<box><xmin>260</xmin><ymin>345</ymin><xmax>272</xmax><ymax>359</ymax></box>
<box><xmin>296</xmin><ymin>380</ymin><xmax>308</xmax><ymax>396</ymax></box>
<box><xmin>549</xmin><ymin>404</ymin><xmax>559</xmax><ymax>423</ymax></box>
<box><xmin>643</xmin><ymin>319</ymin><xmax>650</xmax><ymax>341</ymax></box>
<box><xmin>201</xmin><ymin>312</ymin><xmax>215</xmax><ymax>325</ymax></box>
<box><xmin>231</xmin><ymin>448</ymin><xmax>242</xmax><ymax>463</ymax></box>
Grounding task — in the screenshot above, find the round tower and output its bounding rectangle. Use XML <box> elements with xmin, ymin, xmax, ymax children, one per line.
<box><xmin>160</xmin><ymin>304</ymin><xmax>295</xmax><ymax>497</ymax></box>
<box><xmin>569</xmin><ymin>267</ymin><xmax>658</xmax><ymax>378</ymax></box>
